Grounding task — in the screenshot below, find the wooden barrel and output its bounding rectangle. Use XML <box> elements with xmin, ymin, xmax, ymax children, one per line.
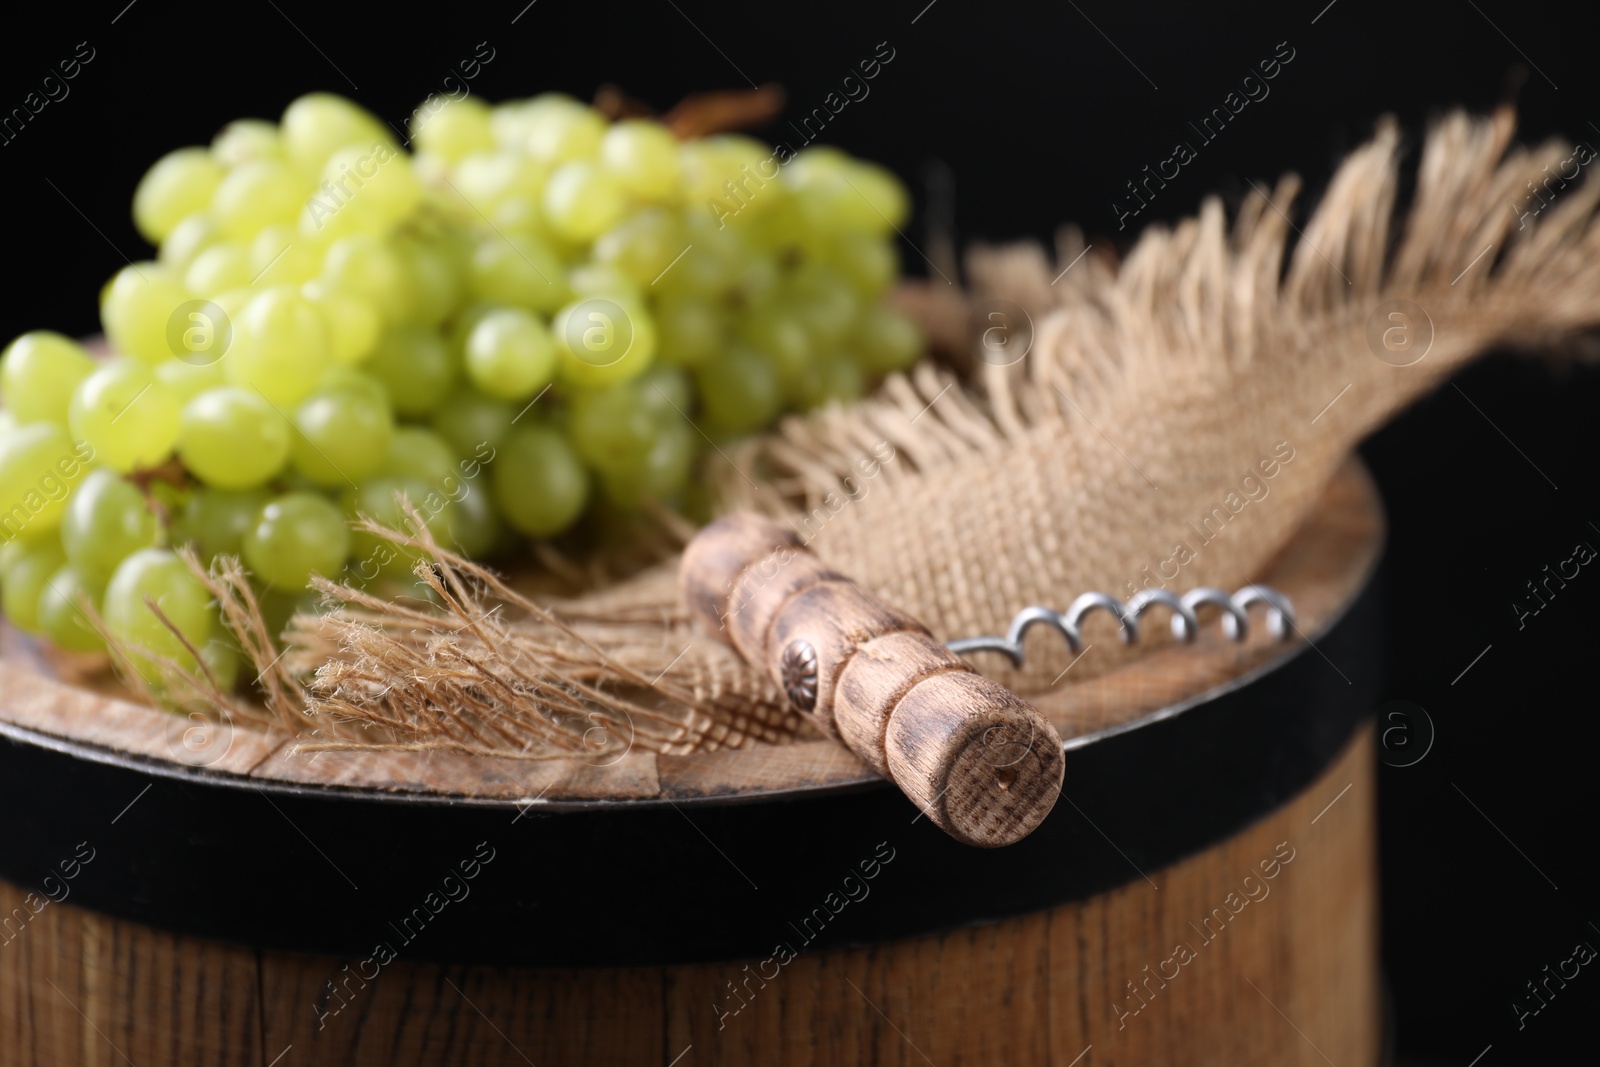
<box><xmin>0</xmin><ymin>458</ymin><xmax>1385</xmax><ymax>1066</ymax></box>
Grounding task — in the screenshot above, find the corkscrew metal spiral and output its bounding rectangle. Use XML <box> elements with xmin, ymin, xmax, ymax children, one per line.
<box><xmin>945</xmin><ymin>585</ymin><xmax>1296</xmax><ymax>668</ymax></box>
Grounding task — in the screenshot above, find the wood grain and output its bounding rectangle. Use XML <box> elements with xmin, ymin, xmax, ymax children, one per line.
<box><xmin>662</xmin><ymin>725</ymin><xmax>1378</xmax><ymax>1067</ymax></box>
<box><xmin>0</xmin><ymin>724</ymin><xmax>1379</xmax><ymax>1066</ymax></box>
<box><xmin>0</xmin><ymin>882</ymin><xmax>260</xmax><ymax>1065</ymax></box>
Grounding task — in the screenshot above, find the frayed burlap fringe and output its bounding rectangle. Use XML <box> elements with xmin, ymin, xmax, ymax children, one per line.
<box><xmin>241</xmin><ymin>513</ymin><xmax>810</xmax><ymax>755</ymax></box>
<box><xmin>722</xmin><ymin>107</ymin><xmax>1600</xmax><ymax>692</ymax></box>
<box><xmin>222</xmin><ymin>108</ymin><xmax>1600</xmax><ymax>757</ymax></box>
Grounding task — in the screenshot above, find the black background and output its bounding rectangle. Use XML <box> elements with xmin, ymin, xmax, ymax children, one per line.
<box><xmin>2</xmin><ymin>0</ymin><xmax>1597</xmax><ymax>1061</ymax></box>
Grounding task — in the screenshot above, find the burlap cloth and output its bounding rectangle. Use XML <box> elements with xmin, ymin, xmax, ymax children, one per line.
<box><xmin>223</xmin><ymin>109</ymin><xmax>1597</xmax><ymax>758</ymax></box>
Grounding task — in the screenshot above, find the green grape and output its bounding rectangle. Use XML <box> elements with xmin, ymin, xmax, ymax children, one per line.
<box><xmin>159</xmin><ymin>487</ymin><xmax>199</xmax><ymax>549</ymax></box>
<box><xmin>467</xmin><ymin>231</ymin><xmax>568</xmax><ymax>313</ymax></box>
<box><xmin>0</xmin><ymin>423</ymin><xmax>90</xmax><ymax>540</ymax></box>
<box><xmin>681</xmin><ymin>136</ymin><xmax>781</xmax><ymax>220</ymax></box>
<box><xmin>651</xmin><ymin>248</ymin><xmax>726</xmax><ymax>301</ymax></box>
<box><xmin>599</xmin><ymin>119</ymin><xmax>681</xmax><ymax>201</ymax></box>
<box><xmin>695</xmin><ymin>344</ymin><xmax>780</xmax><ymax>434</ymax></box>
<box><xmin>1</xmin><ymin>332</ymin><xmax>94</xmax><ymax>426</ymax></box>
<box><xmin>853</xmin><ymin>304</ymin><xmax>923</xmax><ymax>374</ymax></box>
<box><xmin>600</xmin><ymin>419</ymin><xmax>696</xmax><ymax>508</ymax></box>
<box><xmin>654</xmin><ymin>219</ymin><xmax>739</xmax><ymax>299</ymax></box>
<box><xmin>731</xmin><ymin>254</ymin><xmax>781</xmax><ymax>307</ymax></box>
<box><xmin>552</xmin><ymin>297</ymin><xmax>656</xmax><ymax>390</ymax></box>
<box><xmin>100</xmin><ymin>263</ymin><xmax>191</xmax><ymax>364</ymax></box>
<box><xmin>60</xmin><ymin>469</ymin><xmax>159</xmax><ymax>585</ymax></box>
<box><xmin>308</xmin><ymin>142</ymin><xmax>421</xmax><ymax>238</ymax></box>
<box><xmin>147</xmin><ymin>478</ymin><xmax>191</xmax><ymax>528</ymax></box>
<box><xmin>567</xmin><ymin>262</ymin><xmax>644</xmax><ymax>304</ymax></box>
<box><xmin>69</xmin><ymin>361</ymin><xmax>181</xmax><ymax>473</ymax></box>
<box><xmin>0</xmin><ymin>99</ymin><xmax>917</xmax><ymax>574</ymax></box>
<box><xmin>103</xmin><ymin>547</ymin><xmax>218</xmax><ymax>685</ymax></box>
<box><xmin>412</xmin><ymin>95</ymin><xmax>495</xmax><ymax>162</ymax></box>
<box><xmin>448</xmin><ymin>151</ymin><xmax>548</xmax><ymax>219</ymax></box>
<box><xmin>211</xmin><ymin>159</ymin><xmax>308</xmax><ymax>240</ymax></box>
<box><xmin>595</xmin><ymin>210</ymin><xmax>690</xmax><ymax>287</ymax></box>
<box><xmin>487</xmin><ymin>99</ymin><xmax>539</xmax><ymax>148</ymax></box>
<box><xmin>379</xmin><ymin>426</ymin><xmax>458</xmax><ymax>487</ymax></box>
<box><xmin>316</xmin><ymin>365</ymin><xmax>388</xmax><ymax>403</ymax></box>
<box><xmin>199</xmin><ymin>636</ymin><xmax>242</xmax><ymax>691</ymax></box>
<box><xmin>437</xmin><ymin>472</ymin><xmax>503</xmax><ymax>558</ymax></box>
<box><xmin>179</xmin><ymin>488</ymin><xmax>269</xmax><ymax>562</ymax></box>
<box><xmin>782</xmin><ymin>262</ymin><xmax>860</xmax><ymax>346</ymax></box>
<box><xmin>158</xmin><ymin>213</ymin><xmax>220</xmax><ymax>274</ymax></box>
<box><xmin>341</xmin><ymin>475</ymin><xmax>446</xmax><ymax>577</ymax></box>
<box><xmin>748</xmin><ymin>194</ymin><xmax>823</xmax><ymax>261</ymax></box>
<box><xmin>828</xmin><ymin>233</ymin><xmax>897</xmax><ymax>297</ymax></box>
<box><xmin>258</xmin><ymin>585</ymin><xmax>321</xmax><ymax>641</ymax></box>
<box><xmin>779</xmin><ymin>145</ymin><xmax>851</xmax><ymax>182</ymax></box>
<box><xmin>524</xmin><ymin>101</ymin><xmax>606</xmax><ymax>164</ymax></box>
<box><xmin>183</xmin><ymin>242</ymin><xmax>254</xmax><ymax>296</ymax></box>
<box><xmin>211</xmin><ymin>118</ymin><xmax>282</xmax><ymax>168</ymax></box>
<box><xmin>281</xmin><ymin>93</ymin><xmax>393</xmax><ymax>175</ymax></box>
<box><xmin>351</xmin><ymin>459</ymin><xmax>500</xmax><ymax>564</ymax></box>
<box><xmin>210</xmin><ymin>286</ymin><xmax>258</xmax><ymax>326</ymax></box>
<box><xmin>133</xmin><ymin>148</ymin><xmax>226</xmax><ymax>244</ymax></box>
<box><xmin>491</xmin><ymin>425</ymin><xmax>588</xmax><ymax>538</ymax></box>
<box><xmin>322</xmin><ymin>234</ymin><xmax>409</xmax><ymax>321</ymax></box>
<box><xmin>491</xmin><ymin>95</ymin><xmax>587</xmax><ymax>150</ymax></box>
<box><xmin>464</xmin><ymin>308</ymin><xmax>556</xmax><ymax>401</ymax></box>
<box><xmin>243</xmin><ymin>492</ymin><xmax>350</xmax><ymax>591</ymax></box>
<box><xmin>677</xmin><ymin>141</ymin><xmax>728</xmax><ymax>214</ymax></box>
<box><xmin>301</xmin><ymin>281</ymin><xmax>380</xmax><ymax>365</ymax></box>
<box><xmin>0</xmin><ymin>532</ymin><xmax>29</xmax><ymax>575</ymax></box>
<box><xmin>290</xmin><ymin>385</ymin><xmax>393</xmax><ymax>486</ymax></box>
<box><xmin>167</xmin><ymin>294</ymin><xmax>233</xmax><ymax>369</ymax></box>
<box><xmin>178</xmin><ymin>387</ymin><xmax>292</xmax><ymax>489</ymax></box>
<box><xmin>567</xmin><ymin>382</ymin><xmax>657</xmax><ymax>474</ymax></box>
<box><xmin>430</xmin><ymin>388</ymin><xmax>514</xmax><ymax>457</ymax></box>
<box><xmin>637</xmin><ymin>365</ymin><xmax>693</xmax><ymax>418</ymax></box>
<box><xmin>155</xmin><ymin>357</ymin><xmax>227</xmax><ymax>405</ymax></box>
<box><xmin>445</xmin><ymin>302</ymin><xmax>495</xmax><ymax>362</ymax></box>
<box><xmin>395</xmin><ymin>235</ymin><xmax>466</xmax><ymax>328</ymax></box>
<box><xmin>785</xmin><ymin>151</ymin><xmax>908</xmax><ymax>234</ymax></box>
<box><xmin>737</xmin><ymin>309</ymin><xmax>812</xmax><ymax>390</ymax></box>
<box><xmin>250</xmin><ymin>224</ymin><xmax>322</xmax><ymax>287</ymax></box>
<box><xmin>364</xmin><ymin>324</ymin><xmax>457</xmax><ymax>417</ymax></box>
<box><xmin>1</xmin><ymin>536</ymin><xmax>65</xmax><ymax>633</ymax></box>
<box><xmin>542</xmin><ymin>162</ymin><xmax>625</xmax><ymax>242</ymax></box>
<box><xmin>842</xmin><ymin>161</ymin><xmax>911</xmax><ymax>231</ymax></box>
<box><xmin>37</xmin><ymin>565</ymin><xmax>106</xmax><ymax>653</ymax></box>
<box><xmin>795</xmin><ymin>354</ymin><xmax>866</xmax><ymax>410</ymax></box>
<box><xmin>654</xmin><ymin>297</ymin><xmax>725</xmax><ymax>367</ymax></box>
<box><xmin>222</xmin><ymin>287</ymin><xmax>328</xmax><ymax>408</ymax></box>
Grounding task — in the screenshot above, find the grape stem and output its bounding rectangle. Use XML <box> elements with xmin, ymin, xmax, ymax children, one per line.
<box><xmin>591</xmin><ymin>83</ymin><xmax>787</xmax><ymax>140</ymax></box>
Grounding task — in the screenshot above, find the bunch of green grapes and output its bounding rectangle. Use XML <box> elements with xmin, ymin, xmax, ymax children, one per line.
<box><xmin>0</xmin><ymin>91</ymin><xmax>922</xmax><ymax>685</ymax></box>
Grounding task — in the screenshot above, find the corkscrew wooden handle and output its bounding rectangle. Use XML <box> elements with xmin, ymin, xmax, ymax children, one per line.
<box><xmin>680</xmin><ymin>513</ymin><xmax>1064</xmax><ymax>847</ymax></box>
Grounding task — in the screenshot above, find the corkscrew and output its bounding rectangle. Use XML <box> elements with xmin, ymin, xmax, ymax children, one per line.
<box><xmin>680</xmin><ymin>513</ymin><xmax>1296</xmax><ymax>848</ymax></box>
<box><xmin>945</xmin><ymin>585</ymin><xmax>1296</xmax><ymax>668</ymax></box>
<box><xmin>681</xmin><ymin>513</ymin><xmax>1065</xmax><ymax>848</ymax></box>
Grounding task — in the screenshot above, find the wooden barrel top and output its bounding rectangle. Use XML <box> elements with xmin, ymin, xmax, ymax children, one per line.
<box><xmin>0</xmin><ymin>457</ymin><xmax>1384</xmax><ymax>964</ymax></box>
<box><xmin>0</xmin><ymin>457</ymin><xmax>1382</xmax><ymax>807</ymax></box>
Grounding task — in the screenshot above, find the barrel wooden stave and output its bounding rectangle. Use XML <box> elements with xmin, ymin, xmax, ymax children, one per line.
<box><xmin>0</xmin><ymin>459</ymin><xmax>1388</xmax><ymax>1064</ymax></box>
<box><xmin>0</xmin><ymin>726</ymin><xmax>1378</xmax><ymax>1066</ymax></box>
